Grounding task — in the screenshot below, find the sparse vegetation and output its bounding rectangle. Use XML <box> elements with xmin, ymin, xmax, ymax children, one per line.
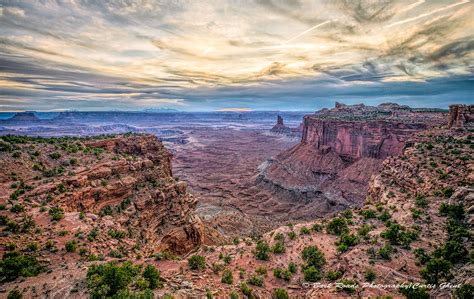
<box><xmin>188</xmin><ymin>255</ymin><xmax>205</xmax><ymax>271</ymax></box>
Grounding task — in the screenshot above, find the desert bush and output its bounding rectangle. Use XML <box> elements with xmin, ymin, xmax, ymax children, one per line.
<box><xmin>48</xmin><ymin>206</ymin><xmax>64</xmax><ymax>221</ymax></box>
<box><xmin>454</xmin><ymin>284</ymin><xmax>474</xmax><ymax>299</ymax></box>
<box><xmin>188</xmin><ymin>255</ymin><xmax>205</xmax><ymax>270</ymax></box>
<box><xmin>378</xmin><ymin>243</ymin><xmax>394</xmax><ymax>260</ymax></box>
<box><xmin>240</xmin><ymin>282</ymin><xmax>253</xmax><ymax>298</ymax></box>
<box><xmin>0</xmin><ymin>251</ymin><xmax>43</xmax><ymax>281</ymax></box>
<box><xmin>420</xmin><ymin>258</ymin><xmax>452</xmax><ymax>285</ymax></box>
<box><xmin>364</xmin><ymin>269</ymin><xmax>376</xmax><ymax>282</ymax></box>
<box><xmin>86</xmin><ymin>261</ymin><xmax>141</xmax><ymax>298</ymax></box>
<box><xmin>326</xmin><ymin>217</ymin><xmax>348</xmax><ymax>235</ymax></box>
<box><xmin>300</xmin><ymin>226</ymin><xmax>310</xmax><ymax>235</ymax></box>
<box><xmin>303</xmin><ymin>266</ymin><xmax>322</xmax><ymax>282</ymax></box>
<box><xmin>325</xmin><ymin>270</ymin><xmax>343</xmax><ymax>281</ymax></box>
<box><xmin>255</xmin><ymin>240</ymin><xmax>270</xmax><ymax>261</ymax></box>
<box><xmin>221</xmin><ymin>269</ymin><xmax>233</xmax><ymax>284</ymax></box>
<box><xmin>439</xmin><ymin>203</ymin><xmax>465</xmax><ymax>220</ymax></box>
<box><xmin>361</xmin><ymin>209</ymin><xmax>377</xmax><ymax>220</ymax></box>
<box><xmin>272</xmin><ymin>241</ymin><xmax>285</xmax><ymax>254</ymax></box>
<box><xmin>288</xmin><ymin>231</ymin><xmax>296</xmax><ymax>240</ymax></box>
<box><xmin>301</xmin><ymin>245</ymin><xmax>326</xmax><ymax>269</ymax></box>
<box><xmin>272</xmin><ymin>288</ymin><xmax>289</xmax><ymax>299</ymax></box>
<box><xmin>247</xmin><ymin>274</ymin><xmax>264</xmax><ymax>287</ymax></box>
<box><xmin>143</xmin><ymin>265</ymin><xmax>162</xmax><ymax>289</ymax></box>
<box><xmin>65</xmin><ymin>240</ymin><xmax>77</xmax><ymax>252</ymax></box>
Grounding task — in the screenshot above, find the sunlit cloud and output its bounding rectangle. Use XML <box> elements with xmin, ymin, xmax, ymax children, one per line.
<box><xmin>0</xmin><ymin>0</ymin><xmax>472</xmax><ymax>111</ymax></box>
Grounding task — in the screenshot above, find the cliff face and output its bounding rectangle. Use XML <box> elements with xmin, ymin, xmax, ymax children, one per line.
<box><xmin>301</xmin><ymin>117</ymin><xmax>427</xmax><ymax>160</ymax></box>
<box><xmin>0</xmin><ymin>134</ymin><xmax>203</xmax><ymax>255</ymax></box>
<box><xmin>258</xmin><ymin>103</ymin><xmax>443</xmax><ymax>211</ymax></box>
<box><xmin>448</xmin><ymin>104</ymin><xmax>474</xmax><ymax>128</ymax></box>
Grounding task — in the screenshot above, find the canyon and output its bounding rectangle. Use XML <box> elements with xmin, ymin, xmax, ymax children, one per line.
<box><xmin>0</xmin><ymin>104</ymin><xmax>472</xmax><ymax>298</ymax></box>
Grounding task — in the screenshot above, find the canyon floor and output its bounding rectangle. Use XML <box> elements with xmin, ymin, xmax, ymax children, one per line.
<box><xmin>170</xmin><ymin>128</ymin><xmax>301</xmax><ymax>239</ymax></box>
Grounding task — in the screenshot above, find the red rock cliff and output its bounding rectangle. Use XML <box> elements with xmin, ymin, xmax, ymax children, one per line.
<box><xmin>28</xmin><ymin>134</ymin><xmax>203</xmax><ymax>254</ymax></box>
<box><xmin>258</xmin><ymin>103</ymin><xmax>444</xmax><ymax>213</ymax></box>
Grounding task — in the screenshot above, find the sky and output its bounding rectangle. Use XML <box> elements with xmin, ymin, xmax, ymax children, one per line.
<box><xmin>0</xmin><ymin>0</ymin><xmax>473</xmax><ymax>112</ymax></box>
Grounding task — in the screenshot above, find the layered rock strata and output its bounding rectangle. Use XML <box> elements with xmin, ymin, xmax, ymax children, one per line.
<box><xmin>258</xmin><ymin>103</ymin><xmax>446</xmax><ymax>210</ymax></box>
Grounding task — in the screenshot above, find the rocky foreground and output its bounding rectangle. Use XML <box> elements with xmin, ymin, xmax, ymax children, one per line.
<box><xmin>0</xmin><ymin>106</ymin><xmax>473</xmax><ymax>298</ymax></box>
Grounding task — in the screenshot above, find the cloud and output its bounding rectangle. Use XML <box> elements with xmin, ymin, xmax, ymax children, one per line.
<box><xmin>0</xmin><ymin>0</ymin><xmax>472</xmax><ymax>111</ymax></box>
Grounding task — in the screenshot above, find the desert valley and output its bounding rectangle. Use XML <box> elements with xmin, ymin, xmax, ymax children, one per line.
<box><xmin>1</xmin><ymin>0</ymin><xmax>473</xmax><ymax>297</ymax></box>
<box><xmin>0</xmin><ymin>103</ymin><xmax>472</xmax><ymax>298</ymax></box>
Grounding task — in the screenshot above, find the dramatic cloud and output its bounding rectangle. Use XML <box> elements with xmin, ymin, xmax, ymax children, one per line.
<box><xmin>0</xmin><ymin>0</ymin><xmax>473</xmax><ymax>111</ymax></box>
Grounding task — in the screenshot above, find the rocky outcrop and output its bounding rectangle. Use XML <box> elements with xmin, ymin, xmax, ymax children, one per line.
<box><xmin>259</xmin><ymin>103</ymin><xmax>445</xmax><ymax>210</ymax></box>
<box><xmin>448</xmin><ymin>104</ymin><xmax>474</xmax><ymax>128</ymax></box>
<box><xmin>7</xmin><ymin>134</ymin><xmax>203</xmax><ymax>254</ymax></box>
<box><xmin>270</xmin><ymin>115</ymin><xmax>292</xmax><ymax>134</ymax></box>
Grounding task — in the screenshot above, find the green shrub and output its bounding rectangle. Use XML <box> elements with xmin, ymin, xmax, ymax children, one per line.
<box><xmin>65</xmin><ymin>240</ymin><xmax>77</xmax><ymax>252</ymax></box>
<box><xmin>99</xmin><ymin>205</ymin><xmax>114</xmax><ymax>217</ymax></box>
<box><xmin>312</xmin><ymin>223</ymin><xmax>323</xmax><ymax>232</ymax></box>
<box><xmin>326</xmin><ymin>217</ymin><xmax>348</xmax><ymax>235</ymax></box>
<box><xmin>439</xmin><ymin>240</ymin><xmax>468</xmax><ymax>263</ymax></box>
<box><xmin>272</xmin><ymin>288</ymin><xmax>289</xmax><ymax>299</ymax></box>
<box><xmin>364</xmin><ymin>269</ymin><xmax>376</xmax><ymax>282</ymax></box>
<box><xmin>414</xmin><ymin>248</ymin><xmax>430</xmax><ymax>265</ymax></box>
<box><xmin>221</xmin><ymin>269</ymin><xmax>233</xmax><ymax>284</ymax></box>
<box><xmin>303</xmin><ymin>266</ymin><xmax>322</xmax><ymax>282</ymax></box>
<box><xmin>357</xmin><ymin>224</ymin><xmax>371</xmax><ymax>237</ymax></box>
<box><xmin>439</xmin><ymin>203</ymin><xmax>465</xmax><ymax>220</ymax></box>
<box><xmin>441</xmin><ymin>187</ymin><xmax>454</xmax><ymax>198</ymax></box>
<box><xmin>325</xmin><ymin>270</ymin><xmax>343</xmax><ymax>281</ymax></box>
<box><xmin>361</xmin><ymin>209</ymin><xmax>377</xmax><ymax>220</ymax></box>
<box><xmin>288</xmin><ymin>262</ymin><xmax>297</xmax><ymax>274</ymax></box>
<box><xmin>272</xmin><ymin>241</ymin><xmax>285</xmax><ymax>254</ymax></box>
<box><xmin>255</xmin><ymin>240</ymin><xmax>270</xmax><ymax>261</ymax></box>
<box><xmin>240</xmin><ymin>282</ymin><xmax>253</xmax><ymax>298</ymax></box>
<box><xmin>454</xmin><ymin>284</ymin><xmax>474</xmax><ymax>299</ymax></box>
<box><xmin>301</xmin><ymin>245</ymin><xmax>326</xmax><ymax>269</ymax></box>
<box><xmin>378</xmin><ymin>243</ymin><xmax>394</xmax><ymax>260</ymax></box>
<box><xmin>273</xmin><ymin>232</ymin><xmax>284</xmax><ymax>241</ymax></box>
<box><xmin>86</xmin><ymin>261</ymin><xmax>141</xmax><ymax>298</ymax></box>
<box><xmin>223</xmin><ymin>254</ymin><xmax>232</xmax><ymax>265</ymax></box>
<box><xmin>188</xmin><ymin>255</ymin><xmax>205</xmax><ymax>270</ymax></box>
<box><xmin>381</xmin><ymin>223</ymin><xmax>418</xmax><ymax>247</ymax></box>
<box><xmin>0</xmin><ymin>252</ymin><xmax>43</xmax><ymax>281</ymax></box>
<box><xmin>49</xmin><ymin>152</ymin><xmax>61</xmax><ymax>160</ymax></box>
<box><xmin>247</xmin><ymin>274</ymin><xmax>264</xmax><ymax>287</ymax></box>
<box><xmin>143</xmin><ymin>265</ymin><xmax>161</xmax><ymax>289</ymax></box>
<box><xmin>7</xmin><ymin>289</ymin><xmax>22</xmax><ymax>299</ymax></box>
<box><xmin>10</xmin><ymin>204</ymin><xmax>24</xmax><ymax>213</ymax></box>
<box><xmin>288</xmin><ymin>231</ymin><xmax>296</xmax><ymax>240</ymax></box>
<box><xmin>108</xmin><ymin>229</ymin><xmax>126</xmax><ymax>240</ymax></box>
<box><xmin>336</xmin><ymin>233</ymin><xmax>358</xmax><ymax>252</ymax></box>
<box><xmin>420</xmin><ymin>258</ymin><xmax>452</xmax><ymax>285</ymax></box>
<box><xmin>48</xmin><ymin>206</ymin><xmax>64</xmax><ymax>221</ymax></box>
<box><xmin>300</xmin><ymin>226</ymin><xmax>310</xmax><ymax>235</ymax></box>
<box><xmin>254</xmin><ymin>266</ymin><xmax>267</xmax><ymax>277</ymax></box>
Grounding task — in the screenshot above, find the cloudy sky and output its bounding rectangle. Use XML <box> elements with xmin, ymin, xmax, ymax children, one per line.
<box><xmin>0</xmin><ymin>0</ymin><xmax>473</xmax><ymax>111</ymax></box>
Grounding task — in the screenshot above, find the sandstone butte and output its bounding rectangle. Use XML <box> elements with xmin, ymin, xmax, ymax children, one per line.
<box><xmin>258</xmin><ymin>102</ymin><xmax>450</xmax><ymax>210</ymax></box>
<box><xmin>0</xmin><ymin>103</ymin><xmax>472</xmax><ymax>298</ymax></box>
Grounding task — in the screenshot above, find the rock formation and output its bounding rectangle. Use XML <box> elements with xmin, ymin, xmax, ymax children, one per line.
<box><xmin>270</xmin><ymin>115</ymin><xmax>292</xmax><ymax>134</ymax></box>
<box><xmin>270</xmin><ymin>115</ymin><xmax>303</xmax><ymax>139</ymax></box>
<box><xmin>448</xmin><ymin>104</ymin><xmax>474</xmax><ymax>128</ymax></box>
<box><xmin>258</xmin><ymin>103</ymin><xmax>446</xmax><ymax>210</ymax></box>
<box><xmin>0</xmin><ymin>134</ymin><xmax>203</xmax><ymax>255</ymax></box>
